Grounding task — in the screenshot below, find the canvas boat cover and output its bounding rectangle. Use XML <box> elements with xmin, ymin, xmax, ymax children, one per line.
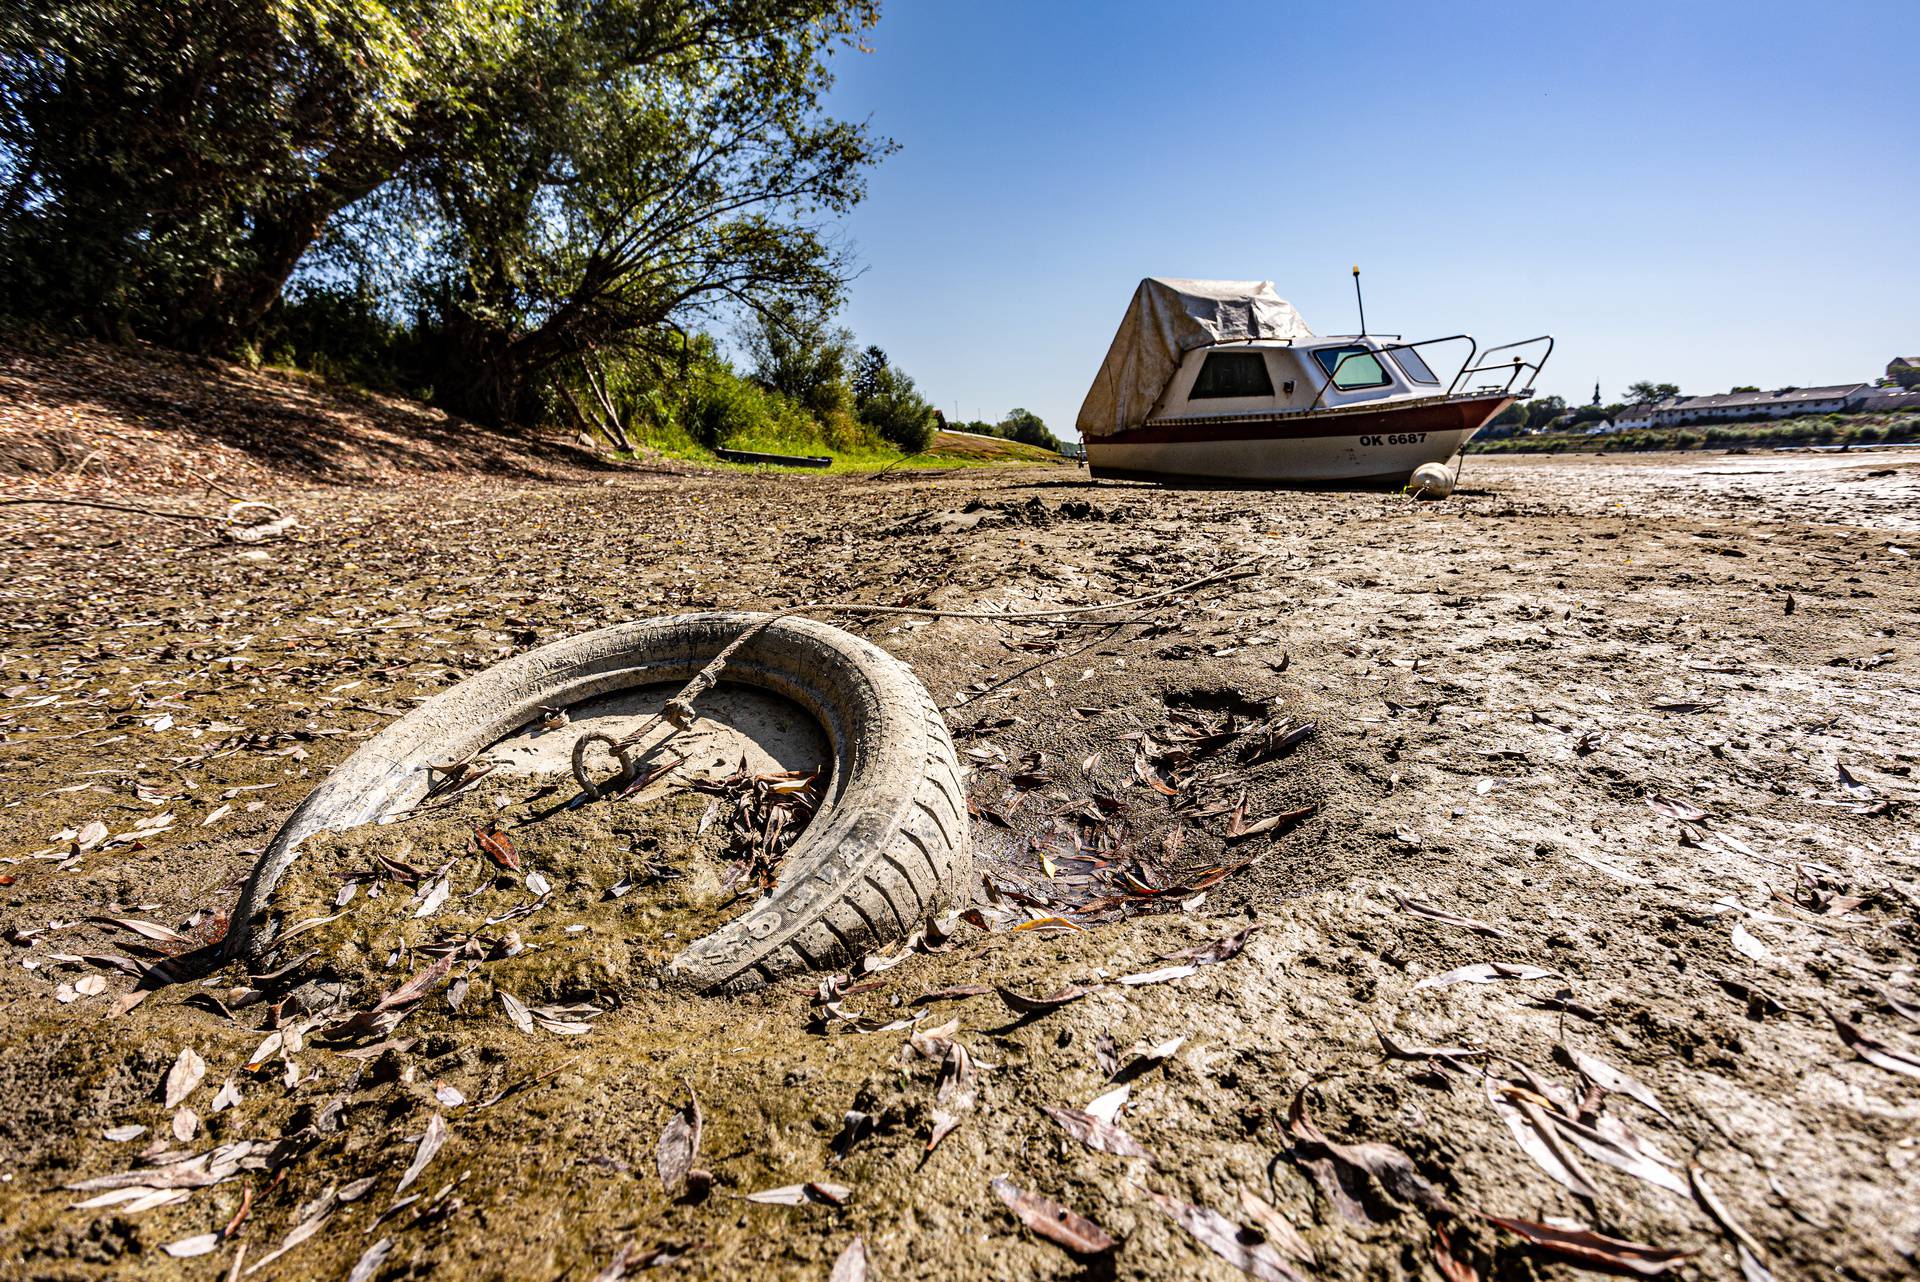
<box><xmin>1075</xmin><ymin>278</ymin><xmax>1313</xmax><ymax>439</ymax></box>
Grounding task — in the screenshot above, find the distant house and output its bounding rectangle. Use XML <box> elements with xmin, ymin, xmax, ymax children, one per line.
<box><xmin>1651</xmin><ymin>384</ymin><xmax>1865</xmax><ymax>425</ymax></box>
<box><xmin>1613</xmin><ymin>401</ymin><xmax>1670</xmax><ymax>430</ymax></box>
<box><xmin>1889</xmin><ymin>356</ymin><xmax>1920</xmax><ymax>389</ymax></box>
<box><xmin>1852</xmin><ymin>386</ymin><xmax>1920</xmax><ymax>415</ymax></box>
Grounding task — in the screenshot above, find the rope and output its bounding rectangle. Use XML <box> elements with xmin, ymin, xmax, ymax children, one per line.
<box><xmin>567</xmin><ymin>553</ymin><xmax>1272</xmax><ymax>799</ymax></box>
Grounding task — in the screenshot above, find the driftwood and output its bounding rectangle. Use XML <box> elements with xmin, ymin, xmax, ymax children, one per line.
<box><xmin>0</xmin><ymin>496</ymin><xmax>296</xmax><ymax>543</ymax></box>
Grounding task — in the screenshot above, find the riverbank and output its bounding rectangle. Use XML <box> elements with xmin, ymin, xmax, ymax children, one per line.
<box><xmin>2</xmin><ymin>452</ymin><xmax>1915</xmax><ymax>1280</ymax></box>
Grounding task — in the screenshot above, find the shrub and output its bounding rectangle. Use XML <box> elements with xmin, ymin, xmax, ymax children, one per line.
<box><xmin>857</xmin><ymin>365</ymin><xmax>937</xmax><ymax>453</ymax></box>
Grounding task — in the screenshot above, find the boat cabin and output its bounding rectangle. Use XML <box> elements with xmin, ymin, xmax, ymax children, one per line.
<box><xmin>1149</xmin><ymin>336</ymin><xmax>1446</xmax><ymax>423</ymax></box>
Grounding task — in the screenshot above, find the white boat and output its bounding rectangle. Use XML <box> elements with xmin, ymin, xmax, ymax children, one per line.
<box><xmin>1075</xmin><ymin>278</ymin><xmax>1552</xmax><ymax>486</ymax></box>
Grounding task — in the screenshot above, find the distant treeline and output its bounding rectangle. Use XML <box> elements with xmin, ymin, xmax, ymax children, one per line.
<box><xmin>0</xmin><ymin>1</ymin><xmax>1000</xmax><ymax>462</ymax></box>
<box><xmin>946</xmin><ymin>409</ymin><xmax>1063</xmax><ymax>453</ymax></box>
<box><xmin>1468</xmin><ymin>412</ymin><xmax>1920</xmax><ymax>454</ymax></box>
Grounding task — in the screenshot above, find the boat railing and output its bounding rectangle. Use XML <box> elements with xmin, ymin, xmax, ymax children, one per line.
<box><xmin>1306</xmin><ymin>334</ymin><xmax>1477</xmax><ymax>413</ymax></box>
<box><xmin>1445</xmin><ymin>335</ymin><xmax>1554</xmax><ymax>398</ymax></box>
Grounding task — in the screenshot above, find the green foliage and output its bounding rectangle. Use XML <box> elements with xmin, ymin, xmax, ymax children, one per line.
<box><xmin>995</xmin><ymin>407</ymin><xmax>1060</xmax><ymax>452</ymax></box>
<box><xmin>852</xmin><ymin>345</ymin><xmax>889</xmax><ymax>404</ymax></box>
<box><xmin>399</xmin><ymin>0</ymin><xmax>890</xmax><ymax>423</ymax></box>
<box><xmin>1524</xmin><ymin>395</ymin><xmax>1567</xmax><ymax>431</ymax></box>
<box><xmin>2</xmin><ymin>0</ymin><xmax>890</xmax><ymax>428</ymax></box>
<box><xmin>0</xmin><ymin>0</ymin><xmax>511</xmax><ymax>346</ymax></box>
<box><xmin>744</xmin><ymin>301</ymin><xmax>854</xmax><ymax>418</ymax></box>
<box><xmin>855</xmin><ymin>362</ymin><xmax>937</xmax><ymax>454</ymax></box>
<box><xmin>1469</xmin><ymin>412</ymin><xmax>1920</xmax><ymax>454</ymax></box>
<box><xmin>1626</xmin><ymin>380</ymin><xmax>1682</xmax><ymax>402</ymax></box>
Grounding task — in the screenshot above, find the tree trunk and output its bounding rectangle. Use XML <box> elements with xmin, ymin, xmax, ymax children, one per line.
<box><xmin>432</xmin><ymin>313</ymin><xmax>526</xmax><ymax>428</ymax></box>
<box><xmin>582</xmin><ymin>362</ymin><xmax>634</xmax><ymax>451</ymax></box>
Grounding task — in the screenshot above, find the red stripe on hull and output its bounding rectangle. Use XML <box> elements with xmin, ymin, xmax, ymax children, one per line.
<box><xmin>1100</xmin><ymin>395</ymin><xmax>1510</xmax><ymax>445</ymax></box>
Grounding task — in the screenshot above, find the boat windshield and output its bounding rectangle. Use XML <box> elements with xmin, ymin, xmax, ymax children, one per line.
<box><xmin>1312</xmin><ymin>345</ymin><xmax>1390</xmax><ymax>390</ymax></box>
<box><xmin>1387</xmin><ymin>345</ymin><xmax>1439</xmax><ymax>384</ymax></box>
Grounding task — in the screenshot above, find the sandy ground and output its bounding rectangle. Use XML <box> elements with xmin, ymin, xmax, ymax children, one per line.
<box><xmin>1</xmin><ymin>450</ymin><xmax>1916</xmax><ymax>1281</ymax></box>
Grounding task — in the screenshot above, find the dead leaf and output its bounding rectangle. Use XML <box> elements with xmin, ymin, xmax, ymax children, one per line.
<box><xmin>162</xmin><ymin>1232</ymin><xmax>221</xmax><ymax>1258</ymax></box>
<box><xmin>746</xmin><ymin>1182</ymin><xmax>850</xmax><ymax>1206</ymax></box>
<box><xmin>371</xmin><ymin>949</ymin><xmax>459</xmax><ymax>1014</ymax></box>
<box><xmin>163</xmin><ymin>1047</ymin><xmax>205</xmax><ymax>1108</ymax></box>
<box><xmin>1148</xmin><ymin>1190</ymin><xmax>1306</xmax><ymax>1282</ymax></box>
<box><xmin>395</xmin><ymin>1112</ymin><xmax>447</xmax><ymax>1196</ymax></box>
<box><xmin>1162</xmin><ymin>924</ymin><xmax>1261</xmax><ymax>966</ymax></box>
<box><xmin>829</xmin><ymin>1238</ymin><xmax>867</xmax><ymax>1282</ymax></box>
<box><xmin>1119</xmin><ymin>964</ymin><xmax>1197</xmax><ymax>987</ymax></box>
<box><xmin>1687</xmin><ymin>1163</ymin><xmax>1773</xmax><ymax>1282</ymax></box>
<box><xmin>499</xmin><ymin>989</ymin><xmax>534</xmax><ymax>1034</ymax></box>
<box><xmin>474</xmin><ymin>822</ymin><xmax>518</xmax><ymax>870</ymax></box>
<box><xmin>1486</xmin><ymin>1082</ymin><xmax>1600</xmax><ymax>1200</ymax></box>
<box><xmin>412</xmin><ymin>877</ymin><xmax>450</xmax><ymax>919</ymax></box>
<box><xmin>1134</xmin><ymin>754</ymin><xmax>1181</xmax><ymax>796</ymax></box>
<box><xmin>1414</xmin><ymin>962</ymin><xmax>1559</xmax><ymax>990</ymax></box>
<box><xmin>1562</xmin><ymin>1045</ymin><xmax>1670</xmax><ymax>1119</ymax></box>
<box><xmin>1111</xmin><ymin>1036</ymin><xmax>1185</xmax><ymax>1083</ymax></box>
<box><xmin>348</xmin><ymin>1239</ymin><xmax>393</xmax><ymax>1282</ymax></box>
<box><xmin>1647</xmin><ymin>794</ymin><xmax>1708</xmax><ymax>822</ymax></box>
<box><xmin>589</xmin><ymin>1240</ymin><xmax>700</xmax><ymax>1280</ymax></box>
<box><xmin>991</xmin><ymin>1174</ymin><xmax>1115</xmax><ymax>1254</ymax></box>
<box><xmin>1390</xmin><ymin>889</ymin><xmax>1509</xmax><ymax>938</ymax></box>
<box><xmin>1287</xmin><ymin>1091</ymin><xmax>1450</xmax><ymax>1213</ymax></box>
<box><xmin>996</xmin><ymin>984</ymin><xmax>1090</xmax><ymax>1016</ymax></box>
<box><xmin>927</xmin><ymin>1040</ymin><xmax>978</xmax><ymax>1153</ymax></box>
<box><xmin>1238</xmin><ymin>1190</ymin><xmax>1317</xmax><ymax>1265</ymax></box>
<box><xmin>97</xmin><ymin>916</ymin><xmax>187</xmax><ymax>944</ymax></box>
<box><xmin>1429</xmin><ymin>1216</ymin><xmax>1481</xmax><ymax>1281</ymax></box>
<box><xmin>1083</xmin><ymin>1083</ymin><xmax>1129</xmax><ymax>1124</ymax></box>
<box><xmin>655</xmin><ymin>1081</ymin><xmax>703</xmax><ymax>1195</ymax></box>
<box><xmin>1830</xmin><ymin>1011</ymin><xmax>1920</xmax><ymax>1079</ymax></box>
<box><xmin>1481</xmin><ymin>1213</ymin><xmax>1695</xmax><ymax>1275</ymax></box>
<box><xmin>1043</xmin><ymin>1105</ymin><xmax>1156</xmax><ymax>1163</ymax></box>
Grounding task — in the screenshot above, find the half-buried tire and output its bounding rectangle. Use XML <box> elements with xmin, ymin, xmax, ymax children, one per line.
<box><xmin>225</xmin><ymin>612</ymin><xmax>972</xmax><ymax>993</ymax></box>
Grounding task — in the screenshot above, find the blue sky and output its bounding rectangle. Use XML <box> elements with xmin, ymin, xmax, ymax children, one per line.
<box><xmin>821</xmin><ymin>0</ymin><xmax>1918</xmax><ymax>437</ymax></box>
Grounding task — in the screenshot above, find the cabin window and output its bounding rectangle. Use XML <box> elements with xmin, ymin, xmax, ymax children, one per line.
<box><xmin>1387</xmin><ymin>345</ymin><xmax>1439</xmax><ymax>385</ymax></box>
<box><xmin>1313</xmin><ymin>345</ymin><xmax>1390</xmax><ymax>390</ymax></box>
<box><xmin>1189</xmin><ymin>351</ymin><xmax>1274</xmax><ymax>399</ymax></box>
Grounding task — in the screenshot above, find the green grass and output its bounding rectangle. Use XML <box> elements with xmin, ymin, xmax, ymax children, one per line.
<box><xmin>622</xmin><ymin>427</ymin><xmax>1072</xmax><ymax>474</ymax></box>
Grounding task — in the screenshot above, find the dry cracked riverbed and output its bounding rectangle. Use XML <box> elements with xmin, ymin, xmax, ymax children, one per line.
<box><xmin>1</xmin><ymin>451</ymin><xmax>1916</xmax><ymax>1281</ymax></box>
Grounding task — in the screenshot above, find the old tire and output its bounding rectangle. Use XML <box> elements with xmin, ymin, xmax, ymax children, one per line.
<box><xmin>225</xmin><ymin>612</ymin><xmax>972</xmax><ymax>993</ymax></box>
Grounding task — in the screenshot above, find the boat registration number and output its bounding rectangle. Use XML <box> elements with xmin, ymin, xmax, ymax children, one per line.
<box><xmin>1357</xmin><ymin>432</ymin><xmax>1427</xmax><ymax>447</ymax></box>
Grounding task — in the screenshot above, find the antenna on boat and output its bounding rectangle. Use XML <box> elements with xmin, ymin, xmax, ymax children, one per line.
<box><xmin>1351</xmin><ymin>265</ymin><xmax>1367</xmax><ymax>336</ymax></box>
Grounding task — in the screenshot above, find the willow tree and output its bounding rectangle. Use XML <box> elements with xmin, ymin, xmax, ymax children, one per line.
<box><xmin>404</xmin><ymin>0</ymin><xmax>886</xmax><ymax>424</ymax></box>
<box><xmin>1</xmin><ymin>0</ymin><xmax>884</xmax><ymax>388</ymax></box>
<box><xmin>0</xmin><ymin>0</ymin><xmax>511</xmax><ymax>347</ymax></box>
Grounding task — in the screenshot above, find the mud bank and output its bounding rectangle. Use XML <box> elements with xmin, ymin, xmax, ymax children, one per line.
<box><xmin>1</xmin><ymin>451</ymin><xmax>1917</xmax><ymax>1280</ymax></box>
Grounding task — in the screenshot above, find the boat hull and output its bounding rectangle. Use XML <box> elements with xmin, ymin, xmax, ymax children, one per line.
<box><xmin>1086</xmin><ymin>394</ymin><xmax>1511</xmax><ymax>486</ymax></box>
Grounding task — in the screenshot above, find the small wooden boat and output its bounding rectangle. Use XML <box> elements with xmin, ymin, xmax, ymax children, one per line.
<box><xmin>1076</xmin><ymin>278</ymin><xmax>1551</xmax><ymax>486</ymax></box>
<box><xmin>715</xmin><ymin>447</ymin><xmax>832</xmax><ymax>469</ymax></box>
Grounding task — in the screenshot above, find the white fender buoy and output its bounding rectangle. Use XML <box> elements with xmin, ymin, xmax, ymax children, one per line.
<box><xmin>1409</xmin><ymin>462</ymin><xmax>1455</xmax><ymax>499</ymax></box>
